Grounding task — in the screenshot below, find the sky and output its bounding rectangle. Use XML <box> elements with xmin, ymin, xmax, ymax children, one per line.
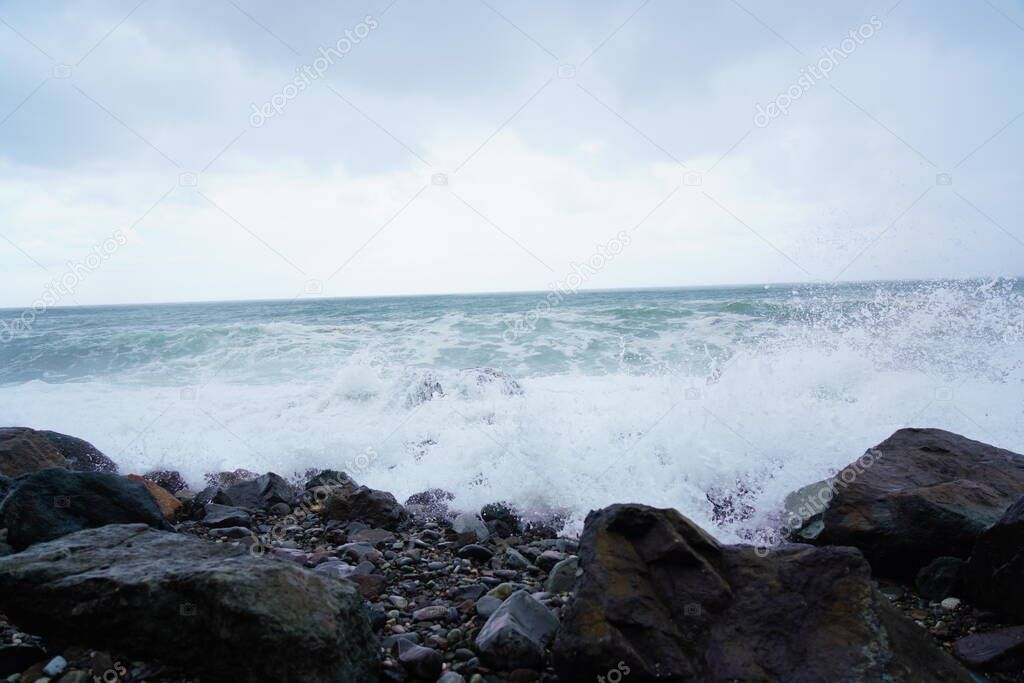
<box><xmin>1</xmin><ymin>0</ymin><xmax>1023</xmax><ymax>307</ymax></box>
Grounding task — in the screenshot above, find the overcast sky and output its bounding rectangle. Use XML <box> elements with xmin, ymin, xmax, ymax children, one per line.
<box><xmin>1</xmin><ymin>0</ymin><xmax>1022</xmax><ymax>307</ymax></box>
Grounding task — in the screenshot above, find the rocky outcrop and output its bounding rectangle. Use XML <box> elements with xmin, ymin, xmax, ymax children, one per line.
<box><xmin>0</xmin><ymin>524</ymin><xmax>377</xmax><ymax>682</ymax></box>
<box><xmin>0</xmin><ymin>469</ymin><xmax>172</xmax><ymax>550</ymax></box>
<box><xmin>965</xmin><ymin>494</ymin><xmax>1024</xmax><ymax>622</ymax></box>
<box><xmin>0</xmin><ymin>428</ymin><xmax>68</xmax><ymax>478</ymax></box>
<box><xmin>553</xmin><ymin>503</ymin><xmax>973</xmax><ymax>683</ymax></box>
<box><xmin>800</xmin><ymin>428</ymin><xmax>1024</xmax><ymax>579</ymax></box>
<box><xmin>38</xmin><ymin>430</ymin><xmax>118</xmax><ymax>473</ymax></box>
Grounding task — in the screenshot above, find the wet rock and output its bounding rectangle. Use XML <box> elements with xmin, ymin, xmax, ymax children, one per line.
<box><xmin>324</xmin><ymin>485</ymin><xmax>409</xmax><ymax>530</ymax></box>
<box><xmin>405</xmin><ymin>371</ymin><xmax>445</xmax><ymax>408</ymax></box>
<box><xmin>437</xmin><ymin>672</ymin><xmax>466</xmax><ymax>683</ymax></box>
<box><xmin>404</xmin><ymin>489</ymin><xmax>454</xmax><ymax>520</ymax></box>
<box><xmin>0</xmin><ymin>427</ymin><xmax>68</xmax><ymax>478</ymax></box>
<box><xmin>456</xmin><ymin>544</ymin><xmax>494</xmax><ymax>563</ymax></box>
<box><xmin>452</xmin><ymin>513</ymin><xmax>488</xmax><ymax>542</ymax></box>
<box><xmin>126</xmin><ymin>474</ymin><xmax>182</xmax><ymax>520</ymax></box>
<box><xmin>142</xmin><ymin>470</ymin><xmax>187</xmax><ymax>494</ymax></box>
<box><xmin>201</xmin><ymin>503</ymin><xmax>251</xmax><ymax>529</ymax></box>
<box><xmin>224</xmin><ymin>472</ymin><xmax>296</xmax><ymax>511</ymax></box>
<box><xmin>413</xmin><ymin>605</ymin><xmax>450</xmax><ymax>622</ymax></box>
<box><xmin>189</xmin><ymin>485</ymin><xmax>232</xmax><ymax>516</ymax></box>
<box><xmin>916</xmin><ymin>556</ymin><xmax>965</xmax><ymax>600</ymax></box>
<box><xmin>476</xmin><ymin>596</ymin><xmax>502</xmax><ymax>619</ymax></box>
<box><xmin>481</xmin><ymin>502</ymin><xmax>521</xmax><ymax>538</ymax></box>
<box><xmin>395</xmin><ymin>640</ymin><xmax>443</xmax><ymax>679</ymax></box>
<box><xmin>545</xmin><ymin>555</ymin><xmax>578</xmax><ymax>594</ymax></box>
<box><xmin>462</xmin><ymin>367</ymin><xmax>524</xmax><ymax>397</ymax></box>
<box><xmin>553</xmin><ymin>503</ymin><xmax>972</xmax><ymax>682</ymax></box>
<box><xmin>0</xmin><ymin>468</ymin><xmax>173</xmax><ymax>550</ymax></box>
<box><xmin>0</xmin><ymin>524</ymin><xmax>377</xmax><ymax>682</ymax></box>
<box><xmin>535</xmin><ymin>550</ymin><xmax>565</xmax><ymax>572</ymax></box>
<box><xmin>952</xmin><ymin>625</ymin><xmax>1024</xmax><ymax>672</ymax></box>
<box><xmin>503</xmin><ymin>549</ymin><xmax>530</xmax><ymax>570</ymax></box>
<box><xmin>965</xmin><ymin>494</ymin><xmax>1024</xmax><ymax>621</ymax></box>
<box><xmin>0</xmin><ymin>473</ymin><xmax>12</xmax><ymax>504</ymax></box>
<box><xmin>475</xmin><ymin>590</ymin><xmax>558</xmax><ymax>671</ymax></box>
<box><xmin>39</xmin><ymin>431</ymin><xmax>118</xmax><ymax>473</ymax></box>
<box><xmin>802</xmin><ymin>428</ymin><xmax>1024</xmax><ymax>579</ymax></box>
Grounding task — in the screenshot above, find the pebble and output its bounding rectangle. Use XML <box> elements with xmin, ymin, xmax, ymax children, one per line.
<box><xmin>940</xmin><ymin>597</ymin><xmax>961</xmax><ymax>610</ymax></box>
<box><xmin>412</xmin><ymin>605</ymin><xmax>449</xmax><ymax>622</ymax></box>
<box><xmin>42</xmin><ymin>655</ymin><xmax>67</xmax><ymax>676</ymax></box>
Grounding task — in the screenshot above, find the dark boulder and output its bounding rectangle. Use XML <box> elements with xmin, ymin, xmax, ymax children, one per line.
<box><xmin>324</xmin><ymin>485</ymin><xmax>409</xmax><ymax>530</ymax></box>
<box><xmin>916</xmin><ymin>556</ymin><xmax>965</xmax><ymax>600</ymax></box>
<box><xmin>481</xmin><ymin>501</ymin><xmax>521</xmax><ymax>538</ymax></box>
<box><xmin>0</xmin><ymin>524</ymin><xmax>377</xmax><ymax>682</ymax></box>
<box><xmin>143</xmin><ymin>470</ymin><xmax>188</xmax><ymax>494</ymax></box>
<box><xmin>404</xmin><ymin>488</ymin><xmax>455</xmax><ymax>520</ymax></box>
<box><xmin>952</xmin><ymin>626</ymin><xmax>1024</xmax><ymax>672</ymax></box>
<box><xmin>201</xmin><ymin>503</ymin><xmax>252</xmax><ymax>529</ymax></box>
<box><xmin>224</xmin><ymin>472</ymin><xmax>296</xmax><ymax>511</ymax></box>
<box><xmin>0</xmin><ymin>474</ymin><xmax>12</xmax><ymax>505</ymax></box>
<box><xmin>553</xmin><ymin>503</ymin><xmax>973</xmax><ymax>682</ymax></box>
<box><xmin>965</xmin><ymin>495</ymin><xmax>1024</xmax><ymax>622</ymax></box>
<box><xmin>39</xmin><ymin>430</ymin><xmax>118</xmax><ymax>473</ymax></box>
<box><xmin>0</xmin><ymin>468</ymin><xmax>172</xmax><ymax>550</ymax></box>
<box><xmin>475</xmin><ymin>590</ymin><xmax>558</xmax><ymax>670</ymax></box>
<box><xmin>0</xmin><ymin>427</ymin><xmax>68</xmax><ymax>478</ymax></box>
<box><xmin>800</xmin><ymin>428</ymin><xmax>1024</xmax><ymax>579</ymax></box>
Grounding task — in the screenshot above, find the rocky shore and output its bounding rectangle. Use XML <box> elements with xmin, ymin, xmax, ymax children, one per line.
<box><xmin>1</xmin><ymin>425</ymin><xmax>1024</xmax><ymax>681</ymax></box>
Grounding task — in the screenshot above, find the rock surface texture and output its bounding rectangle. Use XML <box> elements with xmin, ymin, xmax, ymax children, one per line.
<box><xmin>0</xmin><ymin>524</ymin><xmax>378</xmax><ymax>682</ymax></box>
<box><xmin>554</xmin><ymin>503</ymin><xmax>974</xmax><ymax>683</ymax></box>
<box><xmin>0</xmin><ymin>468</ymin><xmax>172</xmax><ymax>550</ymax></box>
<box><xmin>965</xmin><ymin>494</ymin><xmax>1024</xmax><ymax>622</ymax></box>
<box><xmin>804</xmin><ymin>428</ymin><xmax>1024</xmax><ymax>578</ymax></box>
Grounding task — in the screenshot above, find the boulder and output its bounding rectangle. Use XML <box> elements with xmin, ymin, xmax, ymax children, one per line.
<box><xmin>0</xmin><ymin>468</ymin><xmax>172</xmax><ymax>550</ymax></box>
<box><xmin>553</xmin><ymin>504</ymin><xmax>973</xmax><ymax>682</ymax></box>
<box><xmin>201</xmin><ymin>503</ymin><xmax>252</xmax><ymax>529</ymax></box>
<box><xmin>801</xmin><ymin>428</ymin><xmax>1024</xmax><ymax>579</ymax></box>
<box><xmin>143</xmin><ymin>470</ymin><xmax>188</xmax><ymax>494</ymax></box>
<box><xmin>952</xmin><ymin>626</ymin><xmax>1024</xmax><ymax>672</ymax></box>
<box><xmin>39</xmin><ymin>430</ymin><xmax>118</xmax><ymax>473</ymax></box>
<box><xmin>404</xmin><ymin>488</ymin><xmax>455</xmax><ymax>520</ymax></box>
<box><xmin>224</xmin><ymin>472</ymin><xmax>296</xmax><ymax>512</ymax></box>
<box><xmin>324</xmin><ymin>485</ymin><xmax>408</xmax><ymax>530</ymax></box>
<box><xmin>0</xmin><ymin>524</ymin><xmax>377</xmax><ymax>682</ymax></box>
<box><xmin>965</xmin><ymin>494</ymin><xmax>1024</xmax><ymax>621</ymax></box>
<box><xmin>481</xmin><ymin>501</ymin><xmax>521</xmax><ymax>537</ymax></box>
<box><xmin>545</xmin><ymin>555</ymin><xmax>579</xmax><ymax>594</ymax></box>
<box><xmin>475</xmin><ymin>590</ymin><xmax>558</xmax><ymax>671</ymax></box>
<box><xmin>395</xmin><ymin>639</ymin><xmax>443</xmax><ymax>679</ymax></box>
<box><xmin>0</xmin><ymin>427</ymin><xmax>68</xmax><ymax>478</ymax></box>
<box><xmin>916</xmin><ymin>556</ymin><xmax>965</xmax><ymax>600</ymax></box>
<box><xmin>126</xmin><ymin>474</ymin><xmax>182</xmax><ymax>520</ymax></box>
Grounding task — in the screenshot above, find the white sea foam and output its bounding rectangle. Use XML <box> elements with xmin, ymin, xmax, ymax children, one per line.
<box><xmin>1</xmin><ymin>280</ymin><xmax>1021</xmax><ymax>540</ymax></box>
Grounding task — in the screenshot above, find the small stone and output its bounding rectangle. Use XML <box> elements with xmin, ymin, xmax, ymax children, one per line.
<box><xmin>545</xmin><ymin>555</ymin><xmax>579</xmax><ymax>594</ymax></box>
<box><xmin>438</xmin><ymin>672</ymin><xmax>466</xmax><ymax>683</ymax></box>
<box><xmin>456</xmin><ymin>544</ymin><xmax>494</xmax><ymax>563</ymax></box>
<box><xmin>388</xmin><ymin>595</ymin><xmax>409</xmax><ymax>610</ymax></box>
<box><xmin>413</xmin><ymin>605</ymin><xmax>449</xmax><ymax>622</ymax></box>
<box><xmin>43</xmin><ymin>655</ymin><xmax>68</xmax><ymax>676</ymax></box>
<box><xmin>487</xmin><ymin>582</ymin><xmax>518</xmax><ymax>599</ymax></box>
<box><xmin>475</xmin><ymin>595</ymin><xmax>502</xmax><ymax>618</ymax></box>
<box><xmin>503</xmin><ymin>549</ymin><xmax>530</xmax><ymax>569</ymax></box>
<box><xmin>535</xmin><ymin>549</ymin><xmax>565</xmax><ymax>571</ymax></box>
<box><xmin>395</xmin><ymin>640</ymin><xmax>443</xmax><ymax>679</ymax></box>
<box><xmin>940</xmin><ymin>597</ymin><xmax>961</xmax><ymax>610</ymax></box>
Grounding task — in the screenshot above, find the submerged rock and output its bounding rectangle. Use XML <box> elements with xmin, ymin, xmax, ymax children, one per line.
<box><xmin>553</xmin><ymin>503</ymin><xmax>973</xmax><ymax>682</ymax></box>
<box><xmin>0</xmin><ymin>468</ymin><xmax>172</xmax><ymax>550</ymax></box>
<box><xmin>965</xmin><ymin>494</ymin><xmax>1024</xmax><ymax>621</ymax></box>
<box><xmin>0</xmin><ymin>524</ymin><xmax>378</xmax><ymax>682</ymax></box>
<box><xmin>801</xmin><ymin>428</ymin><xmax>1024</xmax><ymax>579</ymax></box>
<box><xmin>0</xmin><ymin>427</ymin><xmax>68</xmax><ymax>478</ymax></box>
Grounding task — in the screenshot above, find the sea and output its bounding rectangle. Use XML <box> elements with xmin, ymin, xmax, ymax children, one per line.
<box><xmin>1</xmin><ymin>278</ymin><xmax>1022</xmax><ymax>541</ymax></box>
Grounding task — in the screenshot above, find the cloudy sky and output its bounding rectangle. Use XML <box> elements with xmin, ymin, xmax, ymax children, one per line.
<box><xmin>1</xmin><ymin>0</ymin><xmax>1022</xmax><ymax>306</ymax></box>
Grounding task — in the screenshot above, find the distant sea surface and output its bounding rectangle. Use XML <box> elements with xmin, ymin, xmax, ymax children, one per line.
<box><xmin>2</xmin><ymin>279</ymin><xmax>1022</xmax><ymax>540</ymax></box>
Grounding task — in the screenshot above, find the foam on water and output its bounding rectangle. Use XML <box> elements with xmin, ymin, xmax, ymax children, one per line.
<box><xmin>1</xmin><ymin>279</ymin><xmax>1022</xmax><ymax>540</ymax></box>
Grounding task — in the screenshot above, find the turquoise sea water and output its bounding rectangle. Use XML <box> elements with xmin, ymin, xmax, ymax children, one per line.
<box><xmin>1</xmin><ymin>278</ymin><xmax>1022</xmax><ymax>539</ymax></box>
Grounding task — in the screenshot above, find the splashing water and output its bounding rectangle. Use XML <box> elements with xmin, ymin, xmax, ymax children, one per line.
<box><xmin>1</xmin><ymin>279</ymin><xmax>1022</xmax><ymax>540</ymax></box>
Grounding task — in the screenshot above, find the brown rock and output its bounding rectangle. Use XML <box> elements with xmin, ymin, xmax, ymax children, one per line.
<box><xmin>127</xmin><ymin>474</ymin><xmax>182</xmax><ymax>520</ymax></box>
<box><xmin>553</xmin><ymin>503</ymin><xmax>973</xmax><ymax>682</ymax></box>
<box><xmin>0</xmin><ymin>427</ymin><xmax>68</xmax><ymax>478</ymax></box>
